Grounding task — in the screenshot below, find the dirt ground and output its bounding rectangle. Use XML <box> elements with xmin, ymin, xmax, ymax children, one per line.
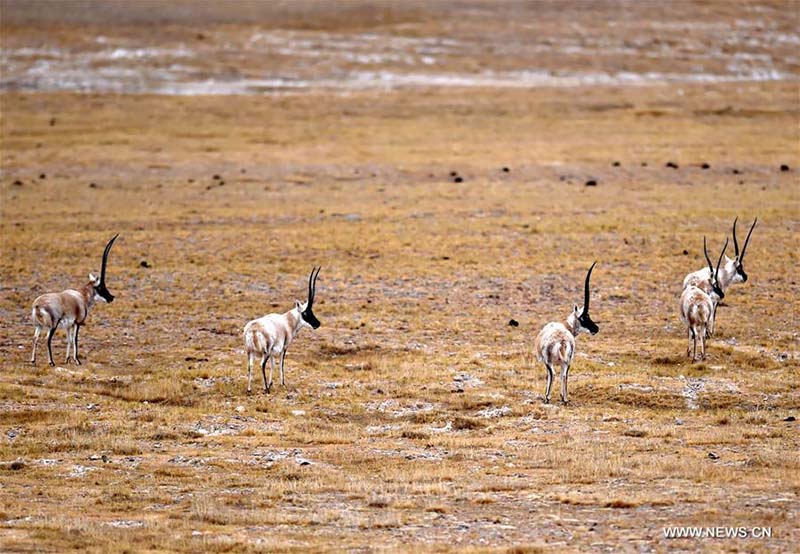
<box><xmin>1</xmin><ymin>1</ymin><xmax>799</xmax><ymax>553</ymax></box>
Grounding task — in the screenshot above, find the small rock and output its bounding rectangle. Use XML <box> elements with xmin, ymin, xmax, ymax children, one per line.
<box><xmin>612</xmin><ymin>161</ymin><xmax>621</xmax><ymax>167</ymax></box>
<box><xmin>585</xmin><ymin>179</ymin><xmax>597</xmax><ymax>186</ymax></box>
<box><xmin>449</xmin><ymin>171</ymin><xmax>458</xmax><ymax>177</ymax></box>
<box><xmin>708</xmin><ymin>452</ymin><xmax>719</xmax><ymax>460</ymax></box>
<box><xmin>666</xmin><ymin>161</ymin><xmax>679</xmax><ymax>169</ymax></box>
<box><xmin>784</xmin><ymin>416</ymin><xmax>796</xmax><ymax>422</ymax></box>
<box><xmin>780</xmin><ymin>164</ymin><xmax>790</xmax><ymax>172</ymax></box>
<box><xmin>218</xmin><ymin>181</ymin><xmax>225</xmax><ymax>186</ymax></box>
<box><xmin>682</xmin><ymin>249</ymin><xmax>689</xmax><ymax>255</ymax></box>
<box><xmin>675</xmin><ymin>418</ymin><xmax>684</xmax><ymax>425</ymax></box>
<box><xmin>12</xmin><ymin>179</ymin><xmax>23</xmax><ymax>186</ymax></box>
<box><xmin>89</xmin><ymin>182</ymin><xmax>97</xmax><ymax>188</ymax></box>
<box><xmin>213</xmin><ymin>174</ymin><xmax>221</xmax><ymax>180</ymax></box>
<box><xmin>508</xmin><ymin>319</ymin><xmax>519</xmax><ymax>327</ymax></box>
<box><xmin>235</xmin><ymin>405</ymin><xmax>245</xmax><ymax>413</ymax></box>
<box><xmin>291</xmin><ymin>410</ymin><xmax>306</xmax><ymax>416</ymax></box>
<box><xmin>453</xmin><ymin>176</ymin><xmax>463</xmax><ymax>183</ymax></box>
<box><xmin>641</xmin><ymin>162</ymin><xmax>648</xmax><ymax>167</ymax></box>
<box><xmin>10</xmin><ymin>461</ymin><xmax>25</xmax><ymax>471</ymax></box>
<box><xmin>732</xmin><ymin>168</ymin><xmax>740</xmax><ymax>174</ymax></box>
<box><xmin>39</xmin><ymin>173</ymin><xmax>46</xmax><ymax>179</ymax></box>
<box><xmin>49</xmin><ymin>117</ymin><xmax>56</xmax><ymax>126</ymax></box>
<box><xmin>140</xmin><ymin>260</ymin><xmax>151</xmax><ymax>268</ymax></box>
<box><xmin>196</xmin><ymin>33</ymin><xmax>206</xmax><ymax>40</ymax></box>
<box><xmin>701</xmin><ymin>163</ymin><xmax>710</xmax><ymax>169</ymax></box>
<box><xmin>501</xmin><ymin>166</ymin><xmax>510</xmax><ymax>172</ymax></box>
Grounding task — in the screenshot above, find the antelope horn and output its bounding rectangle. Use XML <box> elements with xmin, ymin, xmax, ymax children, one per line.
<box><xmin>740</xmin><ymin>218</ymin><xmax>757</xmax><ymax>261</ymax></box>
<box><xmin>99</xmin><ymin>233</ymin><xmax>119</xmax><ymax>286</ymax></box>
<box><xmin>715</xmin><ymin>238</ymin><xmax>729</xmax><ymax>282</ymax></box>
<box><xmin>581</xmin><ymin>261</ymin><xmax>597</xmax><ymax>315</ymax></box>
<box><xmin>307</xmin><ymin>266</ymin><xmax>321</xmax><ymax>307</ymax></box>
<box><xmin>732</xmin><ymin>216</ymin><xmax>740</xmax><ymax>258</ymax></box>
<box><xmin>703</xmin><ymin>236</ymin><xmax>714</xmax><ymax>274</ymax></box>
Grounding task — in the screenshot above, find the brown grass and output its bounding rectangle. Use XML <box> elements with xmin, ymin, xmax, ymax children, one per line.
<box><xmin>1</xmin><ymin>1</ymin><xmax>799</xmax><ymax>552</ymax></box>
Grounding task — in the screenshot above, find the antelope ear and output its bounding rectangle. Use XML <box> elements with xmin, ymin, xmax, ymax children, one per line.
<box><xmin>295</xmin><ymin>300</ymin><xmax>302</xmax><ymax>310</ymax></box>
<box><xmin>574</xmin><ymin>304</ymin><xmax>580</xmax><ymax>314</ymax></box>
<box><xmin>89</xmin><ymin>273</ymin><xmax>99</xmax><ymax>285</ymax></box>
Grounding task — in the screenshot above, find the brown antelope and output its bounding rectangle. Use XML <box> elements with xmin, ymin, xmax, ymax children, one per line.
<box><xmin>534</xmin><ymin>262</ymin><xmax>599</xmax><ymax>404</ymax></box>
<box><xmin>244</xmin><ymin>267</ymin><xmax>321</xmax><ymax>393</ymax></box>
<box><xmin>31</xmin><ymin>234</ymin><xmax>119</xmax><ymax>366</ymax></box>
<box><xmin>680</xmin><ymin>237</ymin><xmax>727</xmax><ymax>362</ymax></box>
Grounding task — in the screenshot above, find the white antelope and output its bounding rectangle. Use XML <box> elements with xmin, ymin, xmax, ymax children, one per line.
<box><xmin>683</xmin><ymin>216</ymin><xmax>757</xmax><ymax>293</ymax></box>
<box><xmin>534</xmin><ymin>262</ymin><xmax>599</xmax><ymax>404</ymax></box>
<box><xmin>31</xmin><ymin>234</ymin><xmax>119</xmax><ymax>366</ymax></box>
<box><xmin>680</xmin><ymin>237</ymin><xmax>727</xmax><ymax>362</ymax></box>
<box><xmin>244</xmin><ymin>267</ymin><xmax>322</xmax><ymax>393</ymax></box>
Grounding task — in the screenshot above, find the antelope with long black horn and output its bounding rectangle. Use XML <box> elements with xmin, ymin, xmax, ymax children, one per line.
<box><xmin>533</xmin><ymin>262</ymin><xmax>599</xmax><ymax>404</ymax></box>
<box><xmin>31</xmin><ymin>234</ymin><xmax>120</xmax><ymax>366</ymax></box>
<box><xmin>683</xmin><ymin>217</ymin><xmax>757</xmax><ymax>293</ymax></box>
<box><xmin>244</xmin><ymin>267</ymin><xmax>322</xmax><ymax>393</ymax></box>
<box><xmin>680</xmin><ymin>237</ymin><xmax>727</xmax><ymax>362</ymax></box>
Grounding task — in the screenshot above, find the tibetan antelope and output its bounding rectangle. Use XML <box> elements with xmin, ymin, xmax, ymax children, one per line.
<box><xmin>683</xmin><ymin>216</ymin><xmax>757</xmax><ymax>293</ymax></box>
<box><xmin>31</xmin><ymin>234</ymin><xmax>119</xmax><ymax>366</ymax></box>
<box><xmin>534</xmin><ymin>262</ymin><xmax>599</xmax><ymax>404</ymax></box>
<box><xmin>244</xmin><ymin>267</ymin><xmax>321</xmax><ymax>393</ymax></box>
<box><xmin>683</xmin><ymin>217</ymin><xmax>756</xmax><ymax>337</ymax></box>
<box><xmin>680</xmin><ymin>237</ymin><xmax>727</xmax><ymax>362</ymax></box>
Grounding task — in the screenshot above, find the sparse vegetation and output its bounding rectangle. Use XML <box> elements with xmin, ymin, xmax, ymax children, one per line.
<box><xmin>1</xmin><ymin>1</ymin><xmax>799</xmax><ymax>552</ymax></box>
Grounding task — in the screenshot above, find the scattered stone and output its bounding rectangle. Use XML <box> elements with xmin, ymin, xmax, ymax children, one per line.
<box><xmin>476</xmin><ymin>406</ymin><xmax>512</xmax><ymax>418</ymax></box>
<box><xmin>291</xmin><ymin>410</ymin><xmax>306</xmax><ymax>416</ymax></box>
<box><xmin>732</xmin><ymin>168</ymin><xmax>741</xmax><ymax>174</ymax></box>
<box><xmin>682</xmin><ymin>249</ymin><xmax>689</xmax><ymax>255</ymax></box>
<box><xmin>708</xmin><ymin>452</ymin><xmax>719</xmax><ymax>460</ymax></box>
<box><xmin>89</xmin><ymin>182</ymin><xmax>97</xmax><ymax>188</ymax></box>
<box><xmin>39</xmin><ymin>173</ymin><xmax>46</xmax><ymax>179</ymax></box>
<box><xmin>6</xmin><ymin>429</ymin><xmax>20</xmax><ymax>440</ymax></box>
<box><xmin>585</xmin><ymin>179</ymin><xmax>597</xmax><ymax>186</ymax></box>
<box><xmin>140</xmin><ymin>260</ymin><xmax>151</xmax><ymax>268</ymax></box>
<box><xmin>453</xmin><ymin>176</ymin><xmax>463</xmax><ymax>183</ymax></box>
<box><xmin>641</xmin><ymin>162</ymin><xmax>648</xmax><ymax>167</ymax></box>
<box><xmin>780</xmin><ymin>164</ymin><xmax>790</xmax><ymax>172</ymax></box>
<box><xmin>449</xmin><ymin>171</ymin><xmax>457</xmax><ymax>177</ymax></box>
<box><xmin>675</xmin><ymin>418</ymin><xmax>684</xmax><ymax>425</ymax></box>
<box><xmin>453</xmin><ymin>373</ymin><xmax>484</xmax><ymax>389</ymax></box>
<box><xmin>612</xmin><ymin>161</ymin><xmax>621</xmax><ymax>167</ymax></box>
<box><xmin>666</xmin><ymin>161</ymin><xmax>679</xmax><ymax>169</ymax></box>
<box><xmin>701</xmin><ymin>163</ymin><xmax>710</xmax><ymax>169</ymax></box>
<box><xmin>508</xmin><ymin>319</ymin><xmax>519</xmax><ymax>327</ymax></box>
<box><xmin>235</xmin><ymin>406</ymin><xmax>245</xmax><ymax>413</ymax></box>
<box><xmin>5</xmin><ymin>461</ymin><xmax>25</xmax><ymax>471</ymax></box>
<box><xmin>501</xmin><ymin>166</ymin><xmax>510</xmax><ymax>172</ymax></box>
<box><xmin>240</xmin><ymin>168</ymin><xmax>247</xmax><ymax>173</ymax></box>
<box><xmin>49</xmin><ymin>117</ymin><xmax>56</xmax><ymax>126</ymax></box>
<box><xmin>12</xmin><ymin>179</ymin><xmax>23</xmax><ymax>186</ymax></box>
<box><xmin>196</xmin><ymin>33</ymin><xmax>206</xmax><ymax>40</ymax></box>
<box><xmin>188</xmin><ymin>178</ymin><xmax>194</xmax><ymax>183</ymax></box>
<box><xmin>218</xmin><ymin>180</ymin><xmax>225</xmax><ymax>186</ymax></box>
<box><xmin>784</xmin><ymin>416</ymin><xmax>796</xmax><ymax>422</ymax></box>
<box><xmin>213</xmin><ymin>174</ymin><xmax>221</xmax><ymax>180</ymax></box>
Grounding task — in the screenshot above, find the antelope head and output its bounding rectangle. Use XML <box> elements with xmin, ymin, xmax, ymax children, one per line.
<box><xmin>90</xmin><ymin>234</ymin><xmax>119</xmax><ymax>303</ymax></box>
<box><xmin>704</xmin><ymin>236</ymin><xmax>728</xmax><ymax>299</ymax></box>
<box><xmin>295</xmin><ymin>266</ymin><xmax>321</xmax><ymax>329</ymax></box>
<box><xmin>573</xmin><ymin>261</ymin><xmax>599</xmax><ymax>335</ymax></box>
<box><xmin>731</xmin><ymin>216</ymin><xmax>757</xmax><ymax>283</ymax></box>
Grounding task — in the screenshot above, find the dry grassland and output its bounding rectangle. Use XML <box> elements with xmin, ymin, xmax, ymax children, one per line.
<box><xmin>1</xmin><ymin>2</ymin><xmax>799</xmax><ymax>552</ymax></box>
